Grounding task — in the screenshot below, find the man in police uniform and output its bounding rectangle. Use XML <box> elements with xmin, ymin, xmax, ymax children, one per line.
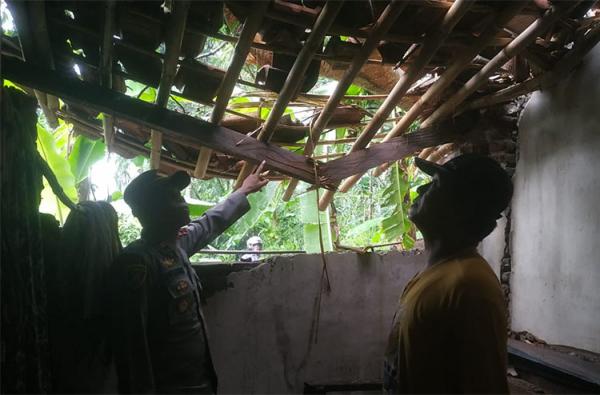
<box><xmin>109</xmin><ymin>162</ymin><xmax>268</xmax><ymax>394</ymax></box>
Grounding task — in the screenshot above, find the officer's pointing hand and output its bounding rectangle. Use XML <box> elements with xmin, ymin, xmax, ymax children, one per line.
<box><xmin>239</xmin><ymin>160</ymin><xmax>269</xmax><ymax>195</ymax></box>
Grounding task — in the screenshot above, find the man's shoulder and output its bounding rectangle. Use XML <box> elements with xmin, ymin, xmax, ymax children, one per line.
<box><xmin>115</xmin><ymin>240</ymin><xmax>155</xmax><ymax>267</ymax></box>
<box><xmin>112</xmin><ymin>240</ymin><xmax>155</xmax><ymax>289</ymax></box>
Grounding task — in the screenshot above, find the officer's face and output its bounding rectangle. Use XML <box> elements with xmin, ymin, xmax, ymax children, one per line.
<box><xmin>153</xmin><ymin>188</ymin><xmax>190</xmax><ymax>229</ymax></box>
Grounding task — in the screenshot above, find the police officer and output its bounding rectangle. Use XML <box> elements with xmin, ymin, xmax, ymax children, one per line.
<box><xmin>109</xmin><ymin>162</ymin><xmax>268</xmax><ymax>394</ymax></box>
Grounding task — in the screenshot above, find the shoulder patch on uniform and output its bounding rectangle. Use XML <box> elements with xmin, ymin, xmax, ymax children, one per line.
<box><xmin>177</xmin><ymin>226</ymin><xmax>190</xmax><ymax>238</ymax></box>
<box><xmin>126</xmin><ymin>262</ymin><xmax>147</xmax><ymax>290</ymax></box>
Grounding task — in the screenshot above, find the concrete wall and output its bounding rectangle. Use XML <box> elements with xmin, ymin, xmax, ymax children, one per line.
<box><xmin>510</xmin><ymin>44</ymin><xmax>600</xmax><ymax>353</ymax></box>
<box><xmin>202</xmin><ymin>252</ymin><xmax>425</xmax><ymax>394</ymax></box>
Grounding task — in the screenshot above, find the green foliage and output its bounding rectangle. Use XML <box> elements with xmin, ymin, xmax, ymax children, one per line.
<box><xmin>345</xmin><ymin>84</ymin><xmax>364</xmax><ymax>96</ymax></box>
<box><xmin>68</xmin><ymin>136</ymin><xmax>106</xmax><ymax>184</ymax></box>
<box><xmin>187</xmin><ymin>197</ymin><xmax>213</xmax><ymax>218</ymax></box>
<box><xmin>381</xmin><ymin>162</ymin><xmax>414</xmax><ymax>249</ymax></box>
<box><xmin>300</xmin><ymin>188</ymin><xmax>333</xmax><ymax>253</ymax></box>
<box><xmin>37</xmin><ymin>123</ymin><xmax>77</xmax><ymax>223</ymax></box>
<box><xmin>3</xmin><ymin>79</ymin><xmax>25</xmax><ymax>93</ymax></box>
<box><xmin>117</xmin><ymin>212</ymin><xmax>142</xmax><ymax>247</ymax></box>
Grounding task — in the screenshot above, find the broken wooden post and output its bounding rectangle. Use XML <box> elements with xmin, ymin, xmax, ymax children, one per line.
<box><xmin>194</xmin><ymin>1</ymin><xmax>270</xmax><ymax>179</ymax></box>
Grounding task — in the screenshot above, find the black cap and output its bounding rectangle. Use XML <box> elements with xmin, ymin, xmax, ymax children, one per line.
<box><xmin>415</xmin><ymin>154</ymin><xmax>513</xmax><ymax>218</ymax></box>
<box><xmin>124</xmin><ymin>170</ymin><xmax>190</xmax><ymax>210</ymax></box>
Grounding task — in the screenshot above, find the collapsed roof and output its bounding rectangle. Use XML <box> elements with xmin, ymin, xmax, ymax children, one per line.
<box><xmin>2</xmin><ymin>0</ymin><xmax>599</xmax><ymax>208</ymax></box>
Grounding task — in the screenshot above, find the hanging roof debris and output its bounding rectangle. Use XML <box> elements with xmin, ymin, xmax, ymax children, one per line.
<box><xmin>2</xmin><ymin>0</ymin><xmax>599</xmax><ymax>208</ymax></box>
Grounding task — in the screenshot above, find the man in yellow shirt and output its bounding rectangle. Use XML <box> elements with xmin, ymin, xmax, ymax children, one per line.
<box><xmin>384</xmin><ymin>154</ymin><xmax>513</xmax><ymax>394</ymax></box>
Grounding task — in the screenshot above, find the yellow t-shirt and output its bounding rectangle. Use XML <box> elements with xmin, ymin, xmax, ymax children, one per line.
<box><xmin>384</xmin><ymin>252</ymin><xmax>508</xmax><ymax>394</ymax></box>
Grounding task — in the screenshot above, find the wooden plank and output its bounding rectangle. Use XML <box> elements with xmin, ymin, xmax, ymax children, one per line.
<box><xmin>1</xmin><ymin>56</ymin><xmax>326</xmax><ymax>187</ymax></box>
<box><xmin>508</xmin><ymin>339</ymin><xmax>600</xmax><ymax>388</ymax></box>
<box><xmin>318</xmin><ymin>116</ymin><xmax>476</xmax><ymax>184</ymax></box>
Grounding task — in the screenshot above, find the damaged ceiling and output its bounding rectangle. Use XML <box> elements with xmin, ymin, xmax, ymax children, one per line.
<box><xmin>2</xmin><ymin>0</ymin><xmax>599</xmax><ymax>208</ymax></box>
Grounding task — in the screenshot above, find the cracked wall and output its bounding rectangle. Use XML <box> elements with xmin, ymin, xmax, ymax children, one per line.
<box><xmin>201</xmin><ymin>251</ymin><xmax>425</xmax><ymax>394</ymax></box>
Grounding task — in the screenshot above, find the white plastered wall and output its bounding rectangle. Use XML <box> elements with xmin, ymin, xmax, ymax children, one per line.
<box><xmin>510</xmin><ymin>44</ymin><xmax>600</xmax><ymax>353</ymax></box>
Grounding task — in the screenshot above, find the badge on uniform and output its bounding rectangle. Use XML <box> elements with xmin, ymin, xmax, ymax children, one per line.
<box><xmin>177</xmin><ymin>296</ymin><xmax>191</xmax><ymax>313</ymax></box>
<box><xmin>161</xmin><ymin>257</ymin><xmax>176</xmax><ymax>269</ymax></box>
<box><xmin>176</xmin><ymin>279</ymin><xmax>189</xmax><ymax>292</ymax></box>
<box><xmin>177</xmin><ymin>226</ymin><xmax>189</xmax><ymax>238</ymax></box>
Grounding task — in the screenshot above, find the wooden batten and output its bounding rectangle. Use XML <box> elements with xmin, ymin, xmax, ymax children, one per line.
<box><xmin>282</xmin><ymin>0</ymin><xmax>408</xmax><ymax>201</ymax></box>
<box><xmin>151</xmin><ymin>0</ymin><xmax>190</xmax><ymax>170</ymax></box>
<box><xmin>318</xmin><ymin>0</ymin><xmax>473</xmax><ymax>211</ymax></box>
<box><xmin>234</xmin><ymin>0</ymin><xmax>345</xmax><ymax>189</ymax></box>
<box><xmin>194</xmin><ymin>1</ymin><xmax>270</xmax><ymax>179</ymax></box>
<box><xmin>318</xmin><ymin>114</ymin><xmax>485</xmax><ymax>184</ymax></box>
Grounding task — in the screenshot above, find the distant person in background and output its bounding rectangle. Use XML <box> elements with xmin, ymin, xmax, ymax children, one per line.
<box><xmin>384</xmin><ymin>154</ymin><xmax>513</xmax><ymax>394</ymax></box>
<box><xmin>240</xmin><ymin>236</ymin><xmax>263</xmax><ymax>262</ymax></box>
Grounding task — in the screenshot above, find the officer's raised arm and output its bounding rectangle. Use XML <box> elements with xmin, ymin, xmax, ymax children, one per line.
<box><xmin>179</xmin><ymin>161</ymin><xmax>269</xmax><ymax>256</ymax></box>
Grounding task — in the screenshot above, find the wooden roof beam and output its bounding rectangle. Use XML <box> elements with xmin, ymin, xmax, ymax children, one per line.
<box><xmin>233</xmin><ymin>0</ymin><xmax>345</xmax><ymax>189</ymax></box>
<box><xmin>2</xmin><ymin>56</ymin><xmax>328</xmax><ymax>186</ymax></box>
<box><xmin>317</xmin><ymin>0</ymin><xmax>474</xmax><ymax>211</ymax></box>
<box><xmin>281</xmin><ymin>0</ymin><xmax>409</xmax><ymax>201</ymax></box>
<box><xmin>194</xmin><ymin>1</ymin><xmax>270</xmax><ymax>179</ymax></box>
<box><xmin>150</xmin><ymin>0</ymin><xmax>190</xmax><ymax>170</ymax></box>
<box><xmin>318</xmin><ymin>114</ymin><xmax>481</xmax><ymax>184</ymax></box>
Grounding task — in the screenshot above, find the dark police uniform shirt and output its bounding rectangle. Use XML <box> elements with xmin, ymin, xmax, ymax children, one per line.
<box><xmin>109</xmin><ymin>192</ymin><xmax>250</xmax><ymax>394</ymax></box>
